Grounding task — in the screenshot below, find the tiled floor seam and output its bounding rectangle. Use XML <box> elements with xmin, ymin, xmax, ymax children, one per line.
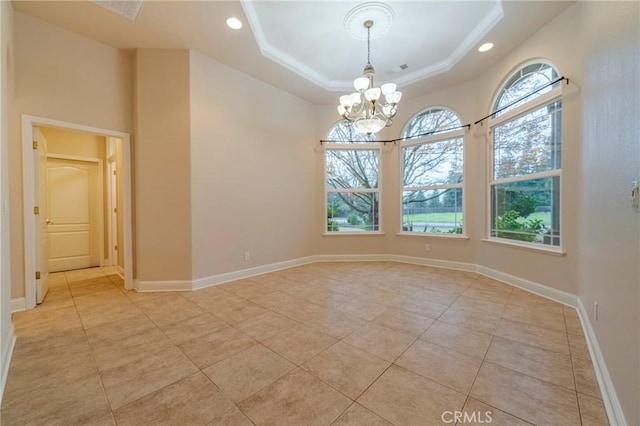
<box><xmin>201</xmin><ymin>342</ymin><xmax>294</xmax><ymax>404</ymax></box>
<box><xmin>68</xmin><ymin>271</ymin><xmax>123</xmax><ymax>422</ymax></box>
<box><xmin>339</xmin><ymin>356</ymin><xmax>396</xmax><ymax>423</ymax></box>
<box><xmin>73</xmin><ymin>270</ymin><xmax>205</xmax><ymax>417</ymax></box>
<box><xmin>565</xmin><ymin>307</ymin><xmax>588</xmax><ymax>426</ymax></box>
<box><xmin>196</xmin><ymin>365</ymin><xmax>258</xmax><ymax>425</ymax></box>
<box><xmin>329</xmin><ymin>401</ymin><xmax>358</xmax><ymax>426</ymax></box>
<box><xmin>350</xmin><ymin>328</ymin><xmax>424</xmax><ymax>423</ymax></box>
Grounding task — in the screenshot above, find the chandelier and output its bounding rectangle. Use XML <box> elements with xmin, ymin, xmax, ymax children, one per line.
<box><xmin>337</xmin><ymin>19</ymin><xmax>402</xmax><ymax>135</ymax></box>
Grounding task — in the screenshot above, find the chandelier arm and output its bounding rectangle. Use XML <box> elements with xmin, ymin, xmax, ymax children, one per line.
<box><xmin>350</xmin><ymin>101</ymin><xmax>365</xmax><ymax>117</ymax></box>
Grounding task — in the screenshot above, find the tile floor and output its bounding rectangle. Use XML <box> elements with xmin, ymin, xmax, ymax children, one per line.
<box><xmin>1</xmin><ymin>262</ymin><xmax>609</xmax><ymax>425</ymax></box>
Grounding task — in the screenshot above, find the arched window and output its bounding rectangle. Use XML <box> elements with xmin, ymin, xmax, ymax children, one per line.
<box><xmin>325</xmin><ymin>122</ymin><xmax>380</xmax><ymax>233</ymax></box>
<box><xmin>327</xmin><ymin>121</ymin><xmax>377</xmax><ymax>143</ymax></box>
<box><xmin>494</xmin><ymin>63</ymin><xmax>559</xmax><ymax>114</ymax></box>
<box><xmin>489</xmin><ymin>62</ymin><xmax>562</xmax><ymax>247</ymax></box>
<box><xmin>400</xmin><ymin>108</ymin><xmax>464</xmax><ymax>235</ymax></box>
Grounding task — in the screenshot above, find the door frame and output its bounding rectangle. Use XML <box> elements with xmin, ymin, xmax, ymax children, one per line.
<box><xmin>22</xmin><ymin>115</ymin><xmax>134</xmax><ymax>309</ymax></box>
<box><xmin>106</xmin><ymin>137</ymin><xmax>118</xmax><ymax>268</ymax></box>
<box><xmin>46</xmin><ymin>154</ymin><xmax>105</xmax><ymax>271</ymax></box>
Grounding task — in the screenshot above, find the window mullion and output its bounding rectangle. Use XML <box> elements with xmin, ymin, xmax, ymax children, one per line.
<box><xmin>403</xmin><ymin>183</ymin><xmax>463</xmax><ymax>191</ymax></box>
<box><xmin>491</xmin><ymin>169</ymin><xmax>561</xmax><ymax>185</ymax></box>
<box><xmin>489</xmin><ymin>87</ymin><xmax>562</xmax><ymax>129</ymax></box>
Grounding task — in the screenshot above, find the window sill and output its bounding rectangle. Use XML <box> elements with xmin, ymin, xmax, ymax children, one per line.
<box><xmin>323</xmin><ymin>232</ymin><xmax>385</xmax><ymax>237</ymax></box>
<box><xmin>396</xmin><ymin>233</ymin><xmax>469</xmax><ymax>240</ymax></box>
<box><xmin>481</xmin><ymin>238</ymin><xmax>566</xmax><ymax>256</ymax></box>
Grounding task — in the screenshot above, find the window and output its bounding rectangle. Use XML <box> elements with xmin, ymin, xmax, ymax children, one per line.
<box><xmin>489</xmin><ymin>63</ymin><xmax>562</xmax><ymax>247</ymax></box>
<box><xmin>401</xmin><ymin>108</ymin><xmax>464</xmax><ymax>235</ymax></box>
<box><xmin>325</xmin><ymin>122</ymin><xmax>380</xmax><ymax>233</ymax></box>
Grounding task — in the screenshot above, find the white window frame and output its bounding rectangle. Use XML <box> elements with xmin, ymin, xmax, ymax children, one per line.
<box><xmin>399</xmin><ymin>116</ymin><xmax>466</xmax><ymax>237</ymax></box>
<box><xmin>324</xmin><ymin>142</ymin><xmax>383</xmax><ymax>235</ymax></box>
<box><xmin>487</xmin><ymin>81</ymin><xmax>564</xmax><ymax>252</ymax></box>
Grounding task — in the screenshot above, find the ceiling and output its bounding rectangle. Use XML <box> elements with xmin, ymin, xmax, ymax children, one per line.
<box><xmin>12</xmin><ymin>0</ymin><xmax>574</xmax><ymax>105</ymax></box>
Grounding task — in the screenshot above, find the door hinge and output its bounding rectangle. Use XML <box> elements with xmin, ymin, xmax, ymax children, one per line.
<box><xmin>34</xmin><ymin>206</ymin><xmax>39</xmax><ymax>215</ymax></box>
<box><xmin>35</xmin><ymin>271</ymin><xmax>41</xmax><ymax>280</ymax></box>
<box><xmin>113</xmin><ymin>170</ymin><xmax>117</xmax><ymax>176</ymax></box>
<box><xmin>32</xmin><ymin>141</ymin><xmax>38</xmax><ymax>149</ymax></box>
<box><xmin>113</xmin><ymin>207</ymin><xmax>117</xmax><ymax>213</ymax></box>
<box><xmin>114</xmin><ymin>245</ymin><xmax>118</xmax><ymax>251</ymax></box>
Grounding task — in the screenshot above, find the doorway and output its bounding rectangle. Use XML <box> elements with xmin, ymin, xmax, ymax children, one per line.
<box><xmin>46</xmin><ymin>156</ymin><xmax>103</xmax><ymax>273</ymax></box>
<box><xmin>21</xmin><ymin>115</ymin><xmax>133</xmax><ymax>310</ymax></box>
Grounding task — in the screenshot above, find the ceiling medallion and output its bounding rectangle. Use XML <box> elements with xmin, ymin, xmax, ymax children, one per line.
<box><xmin>344</xmin><ymin>2</ymin><xmax>395</xmax><ymax>40</ymax></box>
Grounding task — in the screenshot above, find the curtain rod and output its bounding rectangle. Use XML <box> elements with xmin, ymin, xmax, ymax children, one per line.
<box><xmin>388</xmin><ymin>124</ymin><xmax>470</xmax><ymax>143</ymax></box>
<box><xmin>474</xmin><ymin>76</ymin><xmax>568</xmax><ymax>126</ymax></box>
<box><xmin>320</xmin><ymin>124</ymin><xmax>471</xmax><ymax>145</ymax></box>
<box><xmin>319</xmin><ymin>75</ymin><xmax>568</xmax><ymax>144</ymax></box>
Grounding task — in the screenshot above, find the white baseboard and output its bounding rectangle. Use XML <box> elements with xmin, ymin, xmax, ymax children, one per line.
<box><xmin>391</xmin><ymin>254</ymin><xmax>477</xmax><ymax>272</ymax></box>
<box><xmin>136</xmin><ymin>256</ymin><xmax>317</xmax><ymax>292</ymax></box>
<box><xmin>10</xmin><ymin>298</ymin><xmax>26</xmax><ymax>313</ymax></box>
<box><xmin>117</xmin><ymin>266</ymin><xmax>125</xmax><ymax>280</ymax></box>
<box><xmin>134</xmin><ymin>254</ymin><xmax>576</xmax><ymax>310</ymax></box>
<box><xmin>312</xmin><ymin>254</ymin><xmax>477</xmax><ymax>273</ymax></box>
<box><xmin>135</xmin><ymin>279</ymin><xmax>192</xmax><ymax>292</ymax></box>
<box><xmin>192</xmin><ymin>256</ymin><xmax>316</xmax><ymax>290</ymax></box>
<box><xmin>476</xmin><ymin>265</ymin><xmax>577</xmax><ymax>307</ymax></box>
<box><xmin>313</xmin><ymin>254</ymin><xmax>390</xmax><ymax>262</ymax></box>
<box><xmin>576</xmin><ymin>299</ymin><xmax>627</xmax><ymax>426</ymax></box>
<box><xmin>1</xmin><ymin>324</ymin><xmax>16</xmax><ymax>403</ymax></box>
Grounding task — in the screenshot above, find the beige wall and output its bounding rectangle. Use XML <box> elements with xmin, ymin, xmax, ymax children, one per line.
<box><xmin>134</xmin><ymin>49</ymin><xmax>192</xmax><ymax>281</ymax></box>
<box><xmin>41</xmin><ymin>127</ymin><xmax>106</xmax><ymax>159</ymax></box>
<box><xmin>189</xmin><ymin>51</ymin><xmax>316</xmax><ymax>279</ymax></box>
<box><xmin>578</xmin><ymin>2</ymin><xmax>639</xmax><ymax>424</ymax></box>
<box><xmin>1</xmin><ymin>0</ymin><xmax>15</xmax><ymax>390</ymax></box>
<box><xmin>9</xmin><ymin>12</ymin><xmax>132</xmax><ymax>298</ymax></box>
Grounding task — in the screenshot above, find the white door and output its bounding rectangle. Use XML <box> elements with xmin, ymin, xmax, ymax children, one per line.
<box><xmin>47</xmin><ymin>158</ymin><xmax>101</xmax><ymax>272</ymax></box>
<box><xmin>34</xmin><ymin>128</ymin><xmax>49</xmax><ymax>304</ymax></box>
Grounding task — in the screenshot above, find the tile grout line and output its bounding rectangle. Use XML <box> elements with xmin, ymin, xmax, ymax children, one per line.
<box><xmin>459</xmin><ymin>285</ymin><xmax>540</xmax><ymax>425</ymax></box>
<box><xmin>67</xmin><ymin>269</ymin><xmax>123</xmax><ymax>424</ymax></box>
<box><xmin>90</xmin><ymin>270</ymin><xmax>210</xmax><ymax>420</ymax></box>
<box><xmin>467</xmin><ymin>286</ymin><xmax>577</xmax><ymax>425</ymax></box>
<box><xmin>565</xmin><ymin>306</ymin><xmax>585</xmax><ymax>426</ymax></box>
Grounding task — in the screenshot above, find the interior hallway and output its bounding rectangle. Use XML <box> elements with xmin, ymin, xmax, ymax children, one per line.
<box><xmin>1</xmin><ymin>262</ymin><xmax>608</xmax><ymax>425</ymax></box>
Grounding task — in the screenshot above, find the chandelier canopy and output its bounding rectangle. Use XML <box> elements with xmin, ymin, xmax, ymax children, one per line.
<box><xmin>337</xmin><ymin>19</ymin><xmax>402</xmax><ymax>135</ymax></box>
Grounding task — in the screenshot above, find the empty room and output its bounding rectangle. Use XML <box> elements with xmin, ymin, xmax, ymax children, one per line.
<box><xmin>0</xmin><ymin>0</ymin><xmax>638</xmax><ymax>425</ymax></box>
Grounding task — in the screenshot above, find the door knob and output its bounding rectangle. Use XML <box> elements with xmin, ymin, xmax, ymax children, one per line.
<box><xmin>45</xmin><ymin>219</ymin><xmax>54</xmax><ymax>225</ymax></box>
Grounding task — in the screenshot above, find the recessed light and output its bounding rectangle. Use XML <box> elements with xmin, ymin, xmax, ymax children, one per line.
<box><xmin>478</xmin><ymin>42</ymin><xmax>494</xmax><ymax>52</ymax></box>
<box><xmin>226</xmin><ymin>17</ymin><xmax>242</xmax><ymax>30</ymax></box>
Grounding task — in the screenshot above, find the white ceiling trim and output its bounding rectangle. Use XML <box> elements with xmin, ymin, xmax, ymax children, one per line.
<box><xmin>241</xmin><ymin>0</ymin><xmax>335</xmax><ymax>89</ymax></box>
<box><xmin>242</xmin><ymin>0</ymin><xmax>504</xmax><ymax>92</ymax></box>
<box><xmin>392</xmin><ymin>0</ymin><xmax>504</xmax><ymax>88</ymax></box>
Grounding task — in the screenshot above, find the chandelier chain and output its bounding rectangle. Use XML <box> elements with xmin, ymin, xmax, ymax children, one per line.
<box><xmin>367</xmin><ymin>25</ymin><xmax>371</xmax><ymax>65</ymax></box>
